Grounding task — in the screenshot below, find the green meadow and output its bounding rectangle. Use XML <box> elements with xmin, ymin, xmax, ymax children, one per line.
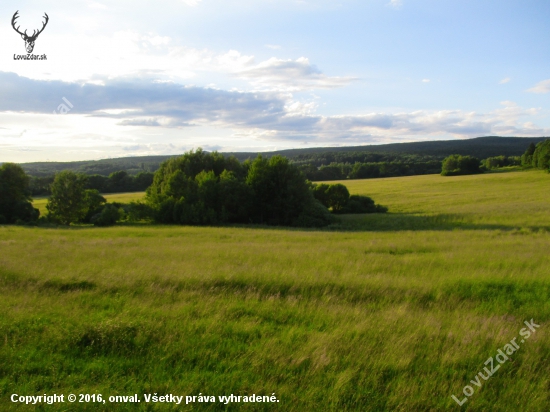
<box><xmin>2</xmin><ymin>170</ymin><xmax>549</xmax><ymax>410</ymax></box>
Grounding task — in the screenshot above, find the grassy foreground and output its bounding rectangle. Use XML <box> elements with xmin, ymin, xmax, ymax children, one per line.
<box><xmin>2</xmin><ymin>170</ymin><xmax>549</xmax><ymax>411</ymax></box>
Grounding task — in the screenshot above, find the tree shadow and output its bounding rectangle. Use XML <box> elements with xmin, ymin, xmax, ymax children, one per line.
<box><xmin>325</xmin><ymin>213</ymin><xmax>550</xmax><ymax>233</ymax></box>
<box><xmin>10</xmin><ymin>213</ymin><xmax>550</xmax><ymax>233</ymax></box>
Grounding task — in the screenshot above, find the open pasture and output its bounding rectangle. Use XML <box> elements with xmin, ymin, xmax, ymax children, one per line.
<box><xmin>3</xmin><ymin>170</ymin><xmax>549</xmax><ymax>411</ymax></box>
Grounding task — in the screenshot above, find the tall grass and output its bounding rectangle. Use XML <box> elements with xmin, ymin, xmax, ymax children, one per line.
<box><xmin>2</xmin><ymin>169</ymin><xmax>549</xmax><ymax>411</ymax></box>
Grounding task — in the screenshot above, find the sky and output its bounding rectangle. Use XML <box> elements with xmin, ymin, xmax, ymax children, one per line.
<box><xmin>0</xmin><ymin>0</ymin><xmax>549</xmax><ymax>162</ymax></box>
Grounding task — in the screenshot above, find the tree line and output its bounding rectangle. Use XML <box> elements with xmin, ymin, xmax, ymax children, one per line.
<box><xmin>0</xmin><ymin>150</ymin><xmax>387</xmax><ymax>227</ymax></box>
<box><xmin>440</xmin><ymin>139</ymin><xmax>550</xmax><ymax>176</ymax></box>
<box><xmin>29</xmin><ymin>171</ymin><xmax>154</xmax><ymax>196</ymax></box>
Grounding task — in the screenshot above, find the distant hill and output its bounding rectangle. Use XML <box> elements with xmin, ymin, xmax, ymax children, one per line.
<box><xmin>17</xmin><ymin>136</ymin><xmax>547</xmax><ymax>177</ymax></box>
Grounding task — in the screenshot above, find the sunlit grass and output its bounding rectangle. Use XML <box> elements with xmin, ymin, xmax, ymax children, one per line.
<box><xmin>3</xmin><ymin>169</ymin><xmax>549</xmax><ymax>411</ymax></box>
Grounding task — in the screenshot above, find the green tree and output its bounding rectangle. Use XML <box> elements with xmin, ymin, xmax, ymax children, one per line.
<box><xmin>521</xmin><ymin>142</ymin><xmax>537</xmax><ymax>167</ymax></box>
<box><xmin>532</xmin><ymin>139</ymin><xmax>550</xmax><ymax>171</ymax></box>
<box><xmin>91</xmin><ymin>204</ymin><xmax>121</xmax><ymax>227</ymax></box>
<box><xmin>325</xmin><ymin>184</ymin><xmax>350</xmax><ymax>212</ymax></box>
<box><xmin>246</xmin><ymin>155</ymin><xmax>313</xmax><ymax>225</ymax></box>
<box><xmin>441</xmin><ymin>154</ymin><xmax>482</xmax><ymax>176</ymax></box>
<box><xmin>82</xmin><ymin>189</ymin><xmax>107</xmax><ymax>222</ymax></box>
<box><xmin>46</xmin><ymin>171</ymin><xmax>89</xmax><ymax>225</ymax></box>
<box><xmin>0</xmin><ymin>163</ymin><xmax>39</xmax><ymax>223</ymax></box>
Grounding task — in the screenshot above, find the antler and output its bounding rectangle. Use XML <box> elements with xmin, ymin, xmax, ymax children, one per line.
<box><xmin>11</xmin><ymin>11</ymin><xmax>27</xmax><ymax>37</ymax></box>
<box><xmin>32</xmin><ymin>13</ymin><xmax>49</xmax><ymax>39</ymax></box>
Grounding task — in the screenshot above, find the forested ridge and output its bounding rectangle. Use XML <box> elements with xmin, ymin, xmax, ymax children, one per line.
<box><xmin>13</xmin><ymin>136</ymin><xmax>547</xmax><ymax>177</ymax></box>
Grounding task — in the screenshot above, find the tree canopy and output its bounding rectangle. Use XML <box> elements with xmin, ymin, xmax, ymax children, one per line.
<box><xmin>0</xmin><ymin>163</ymin><xmax>39</xmax><ymax>223</ymax></box>
<box><xmin>146</xmin><ymin>149</ymin><xmax>335</xmax><ymax>227</ymax></box>
<box><xmin>531</xmin><ymin>139</ymin><xmax>550</xmax><ymax>171</ymax></box>
<box><xmin>441</xmin><ymin>155</ymin><xmax>482</xmax><ymax>176</ymax></box>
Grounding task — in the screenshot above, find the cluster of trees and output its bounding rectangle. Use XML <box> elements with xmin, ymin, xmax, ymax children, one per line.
<box><xmin>0</xmin><ymin>163</ymin><xmax>39</xmax><ymax>224</ymax></box>
<box><xmin>522</xmin><ymin>140</ymin><xmax>550</xmax><ymax>170</ymax></box>
<box><xmin>311</xmin><ymin>183</ymin><xmax>387</xmax><ymax>214</ymax></box>
<box><xmin>441</xmin><ymin>140</ymin><xmax>550</xmax><ymax>176</ymax></box>
<box><xmin>482</xmin><ymin>156</ymin><xmax>521</xmax><ymax>170</ymax></box>
<box><xmin>146</xmin><ymin>150</ymin><xmax>338</xmax><ymax>227</ymax></box>
<box><xmin>441</xmin><ymin>155</ymin><xmax>483</xmax><ymax>176</ymax></box>
<box><xmin>29</xmin><ymin>171</ymin><xmax>154</xmax><ymax>196</ymax></box>
<box><xmin>44</xmin><ymin>171</ymin><xmax>127</xmax><ymax>226</ymax></box>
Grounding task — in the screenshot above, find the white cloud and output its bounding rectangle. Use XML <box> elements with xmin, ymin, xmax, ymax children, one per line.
<box><xmin>387</xmin><ymin>0</ymin><xmax>403</xmax><ymax>10</ymax></box>
<box><xmin>88</xmin><ymin>1</ymin><xmax>107</xmax><ymax>9</ymax></box>
<box><xmin>234</xmin><ymin>57</ymin><xmax>357</xmax><ymax>91</ymax></box>
<box><xmin>181</xmin><ymin>0</ymin><xmax>203</xmax><ymax>6</ymax></box>
<box><xmin>2</xmin><ymin>74</ymin><xmax>547</xmax><ymax>148</ymax></box>
<box><xmin>527</xmin><ymin>79</ymin><xmax>550</xmax><ymax>94</ymax></box>
<box><xmin>499</xmin><ymin>77</ymin><xmax>511</xmax><ymax>84</ymax></box>
<box><xmin>265</xmin><ymin>44</ymin><xmax>282</xmax><ymax>50</ymax></box>
<box><xmin>422</xmin><ymin>79</ymin><xmax>430</xmax><ymax>83</ymax></box>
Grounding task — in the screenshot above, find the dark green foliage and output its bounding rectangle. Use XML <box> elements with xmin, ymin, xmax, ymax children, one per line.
<box><xmin>521</xmin><ymin>142</ymin><xmax>537</xmax><ymax>167</ymax></box>
<box><xmin>46</xmin><ymin>171</ymin><xmax>89</xmax><ymax>225</ymax></box>
<box><xmin>312</xmin><ymin>183</ymin><xmax>350</xmax><ymax>212</ymax></box>
<box><xmin>82</xmin><ymin>190</ymin><xmax>107</xmax><ymax>223</ymax></box>
<box><xmin>300</xmin><ymin>158</ymin><xmax>442</xmax><ymax>181</ymax></box>
<box><xmin>0</xmin><ymin>163</ymin><xmax>39</xmax><ymax>223</ymax></box>
<box><xmin>341</xmin><ymin>195</ymin><xmax>388</xmax><ymax>214</ymax></box>
<box><xmin>531</xmin><ymin>139</ymin><xmax>550</xmax><ymax>171</ymax></box>
<box><xmin>482</xmin><ymin>155</ymin><xmax>521</xmax><ymax>169</ymax></box>
<box><xmin>146</xmin><ymin>150</ymin><xmax>334</xmax><ymax>227</ymax></box>
<box><xmin>91</xmin><ymin>204</ymin><xmax>121</xmax><ymax>227</ymax></box>
<box><xmin>292</xmin><ymin>199</ymin><xmax>338</xmax><ymax>227</ymax></box>
<box><xmin>246</xmin><ymin>155</ymin><xmax>318</xmax><ymax>225</ymax></box>
<box><xmin>312</xmin><ymin>183</ymin><xmax>387</xmax><ymax>215</ymax></box>
<box><xmin>441</xmin><ymin>154</ymin><xmax>482</xmax><ymax>176</ymax></box>
<box><xmin>124</xmin><ymin>201</ymin><xmax>155</xmax><ymax>222</ymax></box>
<box><xmin>29</xmin><ymin>171</ymin><xmax>155</xmax><ymax>196</ymax></box>
<box><xmin>218</xmin><ymin>170</ymin><xmax>254</xmax><ymax>223</ymax></box>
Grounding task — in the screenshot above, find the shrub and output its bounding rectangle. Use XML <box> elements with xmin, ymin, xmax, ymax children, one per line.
<box><xmin>92</xmin><ymin>204</ymin><xmax>121</xmax><ymax>227</ymax></box>
<box><xmin>340</xmin><ymin>195</ymin><xmax>388</xmax><ymax>214</ymax></box>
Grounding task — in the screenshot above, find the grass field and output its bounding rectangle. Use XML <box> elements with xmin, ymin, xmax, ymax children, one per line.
<box><xmin>3</xmin><ymin>170</ymin><xmax>549</xmax><ymax>411</ymax></box>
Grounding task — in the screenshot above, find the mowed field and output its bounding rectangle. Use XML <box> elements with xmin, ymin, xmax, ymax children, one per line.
<box><xmin>2</xmin><ymin>170</ymin><xmax>549</xmax><ymax>411</ymax></box>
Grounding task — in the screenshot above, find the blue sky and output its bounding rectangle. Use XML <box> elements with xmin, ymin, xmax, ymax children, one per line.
<box><xmin>0</xmin><ymin>0</ymin><xmax>549</xmax><ymax>162</ymax></box>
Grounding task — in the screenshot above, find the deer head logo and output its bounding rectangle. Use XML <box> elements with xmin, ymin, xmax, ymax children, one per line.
<box><xmin>11</xmin><ymin>11</ymin><xmax>49</xmax><ymax>54</ymax></box>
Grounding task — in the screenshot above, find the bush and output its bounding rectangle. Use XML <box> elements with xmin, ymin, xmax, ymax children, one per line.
<box><xmin>92</xmin><ymin>204</ymin><xmax>121</xmax><ymax>227</ymax></box>
<box><xmin>292</xmin><ymin>199</ymin><xmax>338</xmax><ymax>227</ymax></box>
<box><xmin>340</xmin><ymin>195</ymin><xmax>388</xmax><ymax>214</ymax></box>
<box><xmin>441</xmin><ymin>155</ymin><xmax>482</xmax><ymax>176</ymax></box>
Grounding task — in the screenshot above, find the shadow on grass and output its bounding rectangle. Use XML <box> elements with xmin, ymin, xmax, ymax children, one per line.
<box><xmin>326</xmin><ymin>213</ymin><xmax>550</xmax><ymax>233</ymax></box>
<box><xmin>9</xmin><ymin>212</ymin><xmax>550</xmax><ymax>233</ymax></box>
